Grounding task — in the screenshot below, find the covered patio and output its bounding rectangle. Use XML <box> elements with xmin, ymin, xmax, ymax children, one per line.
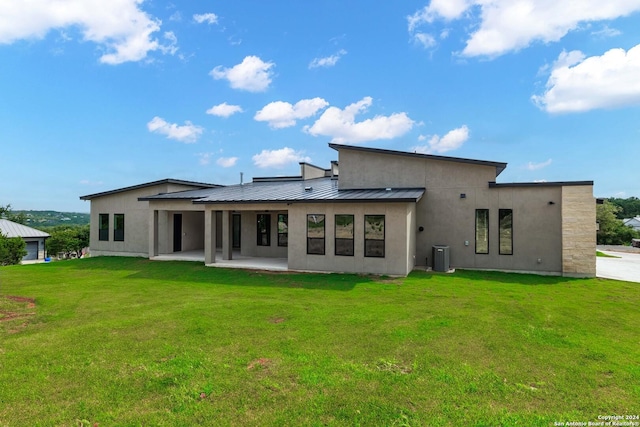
<box><xmin>151</xmin><ymin>249</ymin><xmax>288</xmax><ymax>271</ymax></box>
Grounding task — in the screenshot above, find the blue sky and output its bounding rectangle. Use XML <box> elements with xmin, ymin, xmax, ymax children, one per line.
<box><xmin>1</xmin><ymin>1</ymin><xmax>640</xmax><ymax>212</ymax></box>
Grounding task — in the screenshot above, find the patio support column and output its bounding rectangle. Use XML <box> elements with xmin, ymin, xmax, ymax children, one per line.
<box><xmin>149</xmin><ymin>209</ymin><xmax>159</xmax><ymax>258</ymax></box>
<box><xmin>222</xmin><ymin>210</ymin><xmax>233</xmax><ymax>260</ymax></box>
<box><xmin>204</xmin><ymin>208</ymin><xmax>216</xmax><ymax>264</ymax></box>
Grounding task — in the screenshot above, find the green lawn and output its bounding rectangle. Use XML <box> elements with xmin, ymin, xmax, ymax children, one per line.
<box><xmin>1</xmin><ymin>258</ymin><xmax>638</xmax><ymax>426</ymax></box>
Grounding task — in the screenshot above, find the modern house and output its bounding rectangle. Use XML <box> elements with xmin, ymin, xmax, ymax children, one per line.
<box><xmin>80</xmin><ymin>143</ymin><xmax>596</xmax><ymax>277</ymax></box>
<box><xmin>0</xmin><ymin>219</ymin><xmax>50</xmax><ymax>262</ymax></box>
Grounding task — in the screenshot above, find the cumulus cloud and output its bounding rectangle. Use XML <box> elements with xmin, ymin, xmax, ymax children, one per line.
<box><xmin>193</xmin><ymin>13</ymin><xmax>218</xmax><ymax>25</ymax></box>
<box><xmin>526</xmin><ymin>159</ymin><xmax>552</xmax><ymax>170</ymax></box>
<box><xmin>206</xmin><ymin>102</ymin><xmax>243</xmax><ymax>118</ymax></box>
<box><xmin>0</xmin><ymin>0</ymin><xmax>175</xmax><ymax>64</ymax></box>
<box><xmin>147</xmin><ymin>116</ymin><xmax>203</xmax><ymax>143</ymax></box>
<box><xmin>254</xmin><ymin>98</ymin><xmax>329</xmax><ymax>129</ymax></box>
<box><xmin>216</xmin><ymin>157</ymin><xmax>238</xmax><ymax>168</ymax></box>
<box><xmin>304</xmin><ymin>97</ymin><xmax>414</xmax><ymax>144</ymax></box>
<box><xmin>412</xmin><ymin>125</ymin><xmax>469</xmax><ymax>154</ymax></box>
<box><xmin>309</xmin><ymin>49</ymin><xmax>347</xmax><ymax>69</ymax></box>
<box><xmin>252</xmin><ymin>147</ymin><xmax>311</xmax><ymax>169</ymax></box>
<box><xmin>408</xmin><ymin>0</ymin><xmax>640</xmax><ymax>57</ymax></box>
<box><xmin>210</xmin><ymin>56</ymin><xmax>275</xmax><ymax>92</ymax></box>
<box><xmin>532</xmin><ymin>45</ymin><xmax>640</xmax><ymax>113</ymax></box>
<box><xmin>197</xmin><ymin>152</ymin><xmax>213</xmax><ymax>165</ymax></box>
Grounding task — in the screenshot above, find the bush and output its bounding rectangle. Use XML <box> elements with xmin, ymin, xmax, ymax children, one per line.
<box><xmin>0</xmin><ymin>233</ymin><xmax>27</xmax><ymax>265</ymax></box>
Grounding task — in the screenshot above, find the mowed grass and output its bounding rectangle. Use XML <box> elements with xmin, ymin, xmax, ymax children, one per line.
<box><xmin>0</xmin><ymin>258</ymin><xmax>639</xmax><ymax>426</ymax></box>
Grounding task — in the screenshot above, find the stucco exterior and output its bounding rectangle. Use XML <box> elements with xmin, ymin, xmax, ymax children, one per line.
<box><xmin>80</xmin><ymin>144</ymin><xmax>596</xmax><ymax>277</ymax></box>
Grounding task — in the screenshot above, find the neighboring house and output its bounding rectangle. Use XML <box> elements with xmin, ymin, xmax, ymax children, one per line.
<box><xmin>623</xmin><ymin>216</ymin><xmax>640</xmax><ymax>231</ymax></box>
<box><xmin>0</xmin><ymin>219</ymin><xmax>50</xmax><ymax>261</ymax></box>
<box><xmin>80</xmin><ymin>143</ymin><xmax>596</xmax><ymax>277</ymax></box>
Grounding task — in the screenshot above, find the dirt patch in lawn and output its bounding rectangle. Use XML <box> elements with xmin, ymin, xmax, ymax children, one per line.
<box><xmin>0</xmin><ymin>296</ymin><xmax>36</xmax><ymax>333</ymax></box>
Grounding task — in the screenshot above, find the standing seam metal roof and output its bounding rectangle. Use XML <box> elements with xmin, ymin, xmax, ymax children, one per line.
<box><xmin>0</xmin><ymin>219</ymin><xmax>50</xmax><ymax>238</ymax></box>
<box><xmin>139</xmin><ymin>177</ymin><xmax>425</xmax><ymax>204</ymax></box>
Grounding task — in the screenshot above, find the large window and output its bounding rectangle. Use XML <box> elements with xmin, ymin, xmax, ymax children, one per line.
<box><xmin>114</xmin><ymin>214</ymin><xmax>125</xmax><ymax>242</ymax></box>
<box><xmin>278</xmin><ymin>214</ymin><xmax>288</xmax><ymax>247</ymax></box>
<box><xmin>335</xmin><ymin>214</ymin><xmax>354</xmax><ymax>256</ymax></box>
<box><xmin>499</xmin><ymin>209</ymin><xmax>513</xmax><ymax>255</ymax></box>
<box><xmin>475</xmin><ymin>209</ymin><xmax>489</xmax><ymax>254</ymax></box>
<box><xmin>307</xmin><ymin>214</ymin><xmax>325</xmax><ymax>255</ymax></box>
<box><xmin>364</xmin><ymin>215</ymin><xmax>385</xmax><ymax>257</ymax></box>
<box><xmin>257</xmin><ymin>214</ymin><xmax>271</xmax><ymax>246</ymax></box>
<box><xmin>99</xmin><ymin>214</ymin><xmax>109</xmax><ymax>241</ymax></box>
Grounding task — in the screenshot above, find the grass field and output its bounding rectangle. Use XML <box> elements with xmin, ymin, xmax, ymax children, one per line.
<box><xmin>1</xmin><ymin>257</ymin><xmax>639</xmax><ymax>426</ymax></box>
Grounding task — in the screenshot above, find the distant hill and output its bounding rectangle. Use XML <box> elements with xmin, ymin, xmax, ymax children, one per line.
<box><xmin>15</xmin><ymin>210</ymin><xmax>90</xmax><ymax>227</ymax></box>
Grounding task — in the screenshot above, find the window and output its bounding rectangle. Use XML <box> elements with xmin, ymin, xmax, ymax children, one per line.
<box><xmin>278</xmin><ymin>214</ymin><xmax>288</xmax><ymax>247</ymax></box>
<box><xmin>99</xmin><ymin>214</ymin><xmax>109</xmax><ymax>241</ymax></box>
<box><xmin>499</xmin><ymin>209</ymin><xmax>513</xmax><ymax>255</ymax></box>
<box><xmin>114</xmin><ymin>214</ymin><xmax>125</xmax><ymax>242</ymax></box>
<box><xmin>475</xmin><ymin>209</ymin><xmax>489</xmax><ymax>254</ymax></box>
<box><xmin>257</xmin><ymin>214</ymin><xmax>271</xmax><ymax>246</ymax></box>
<box><xmin>364</xmin><ymin>215</ymin><xmax>385</xmax><ymax>257</ymax></box>
<box><xmin>307</xmin><ymin>214</ymin><xmax>325</xmax><ymax>255</ymax></box>
<box><xmin>335</xmin><ymin>214</ymin><xmax>354</xmax><ymax>256</ymax></box>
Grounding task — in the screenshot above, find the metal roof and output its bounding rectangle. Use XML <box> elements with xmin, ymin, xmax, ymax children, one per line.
<box><xmin>139</xmin><ymin>177</ymin><xmax>425</xmax><ymax>204</ymax></box>
<box><xmin>489</xmin><ymin>181</ymin><xmax>594</xmax><ymax>188</ymax></box>
<box><xmin>329</xmin><ymin>143</ymin><xmax>508</xmax><ymax>176</ymax></box>
<box><xmin>80</xmin><ymin>178</ymin><xmax>220</xmax><ymax>200</ymax></box>
<box><xmin>0</xmin><ymin>219</ymin><xmax>50</xmax><ymax>238</ymax></box>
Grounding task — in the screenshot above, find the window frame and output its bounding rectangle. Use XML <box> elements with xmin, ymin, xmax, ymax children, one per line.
<box><xmin>277</xmin><ymin>213</ymin><xmax>288</xmax><ymax>247</ymax></box>
<box><xmin>364</xmin><ymin>214</ymin><xmax>385</xmax><ymax>258</ymax></box>
<box><xmin>335</xmin><ymin>214</ymin><xmax>355</xmax><ymax>256</ymax></box>
<box><xmin>256</xmin><ymin>213</ymin><xmax>271</xmax><ymax>246</ymax></box>
<box><xmin>306</xmin><ymin>214</ymin><xmax>325</xmax><ymax>255</ymax></box>
<box><xmin>114</xmin><ymin>213</ymin><xmax>125</xmax><ymax>242</ymax></box>
<box><xmin>499</xmin><ymin>209</ymin><xmax>513</xmax><ymax>255</ymax></box>
<box><xmin>475</xmin><ymin>209</ymin><xmax>489</xmax><ymax>254</ymax></box>
<box><xmin>98</xmin><ymin>213</ymin><xmax>109</xmax><ymax>241</ymax></box>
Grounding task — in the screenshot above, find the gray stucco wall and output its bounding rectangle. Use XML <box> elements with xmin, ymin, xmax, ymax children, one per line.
<box><xmin>86</xmin><ymin>183</ymin><xmax>209</xmax><ymax>257</ymax></box>
<box><xmin>335</xmin><ymin>148</ymin><xmax>578</xmax><ymax>275</ymax></box>
<box><xmin>287</xmin><ymin>202</ymin><xmax>414</xmax><ymax>276</ymax></box>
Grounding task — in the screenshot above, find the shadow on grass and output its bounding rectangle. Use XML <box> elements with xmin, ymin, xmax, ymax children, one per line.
<box><xmin>40</xmin><ymin>257</ymin><xmax>369</xmax><ymax>291</ymax></box>
<box><xmin>410</xmin><ymin>268</ymin><xmax>585</xmax><ymax>286</ymax></box>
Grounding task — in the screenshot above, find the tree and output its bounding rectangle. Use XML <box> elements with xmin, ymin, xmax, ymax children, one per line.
<box><xmin>46</xmin><ymin>225</ymin><xmax>89</xmax><ymax>258</ymax></box>
<box><xmin>0</xmin><ymin>233</ymin><xmax>27</xmax><ymax>265</ymax></box>
<box><xmin>0</xmin><ymin>204</ymin><xmax>27</xmax><ymax>225</ymax></box>
<box><xmin>608</xmin><ymin>196</ymin><xmax>640</xmax><ymax>219</ymax></box>
<box><xmin>597</xmin><ymin>201</ymin><xmax>640</xmax><ymax>245</ymax></box>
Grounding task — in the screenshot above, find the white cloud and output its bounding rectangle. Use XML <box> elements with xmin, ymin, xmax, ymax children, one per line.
<box><xmin>147</xmin><ymin>116</ymin><xmax>203</xmax><ymax>143</ymax></box>
<box><xmin>206</xmin><ymin>102</ymin><xmax>243</xmax><ymax>118</ymax></box>
<box><xmin>197</xmin><ymin>152</ymin><xmax>213</xmax><ymax>165</ymax></box>
<box><xmin>526</xmin><ymin>159</ymin><xmax>552</xmax><ymax>170</ymax></box>
<box><xmin>591</xmin><ymin>25</ymin><xmax>622</xmax><ymax>38</ymax></box>
<box><xmin>413</xmin><ymin>33</ymin><xmax>437</xmax><ymax>49</ymax></box>
<box><xmin>0</xmin><ymin>0</ymin><xmax>174</xmax><ymax>64</ymax></box>
<box><xmin>304</xmin><ymin>97</ymin><xmax>414</xmax><ymax>144</ymax></box>
<box><xmin>252</xmin><ymin>147</ymin><xmax>311</xmax><ymax>169</ymax></box>
<box><xmin>532</xmin><ymin>45</ymin><xmax>640</xmax><ymax>113</ymax></box>
<box><xmin>210</xmin><ymin>56</ymin><xmax>275</xmax><ymax>92</ymax></box>
<box><xmin>254</xmin><ymin>98</ymin><xmax>329</xmax><ymax>129</ymax></box>
<box><xmin>309</xmin><ymin>49</ymin><xmax>347</xmax><ymax>69</ymax></box>
<box><xmin>216</xmin><ymin>157</ymin><xmax>238</xmax><ymax>168</ymax></box>
<box><xmin>413</xmin><ymin>125</ymin><xmax>469</xmax><ymax>154</ymax></box>
<box><xmin>193</xmin><ymin>13</ymin><xmax>218</xmax><ymax>25</ymax></box>
<box><xmin>408</xmin><ymin>0</ymin><xmax>640</xmax><ymax>57</ymax></box>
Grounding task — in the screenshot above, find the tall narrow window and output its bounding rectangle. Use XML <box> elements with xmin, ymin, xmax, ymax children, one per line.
<box><xmin>307</xmin><ymin>214</ymin><xmax>325</xmax><ymax>255</ymax></box>
<box><xmin>114</xmin><ymin>214</ymin><xmax>125</xmax><ymax>242</ymax></box>
<box><xmin>278</xmin><ymin>214</ymin><xmax>288</xmax><ymax>247</ymax></box>
<box><xmin>335</xmin><ymin>214</ymin><xmax>354</xmax><ymax>256</ymax></box>
<box><xmin>257</xmin><ymin>214</ymin><xmax>271</xmax><ymax>246</ymax></box>
<box><xmin>99</xmin><ymin>214</ymin><xmax>109</xmax><ymax>241</ymax></box>
<box><xmin>475</xmin><ymin>209</ymin><xmax>489</xmax><ymax>254</ymax></box>
<box><xmin>364</xmin><ymin>215</ymin><xmax>385</xmax><ymax>257</ymax></box>
<box><xmin>499</xmin><ymin>209</ymin><xmax>513</xmax><ymax>255</ymax></box>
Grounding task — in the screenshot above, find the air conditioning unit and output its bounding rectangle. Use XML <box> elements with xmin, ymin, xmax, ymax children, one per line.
<box><xmin>432</xmin><ymin>245</ymin><xmax>450</xmax><ymax>272</ymax></box>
